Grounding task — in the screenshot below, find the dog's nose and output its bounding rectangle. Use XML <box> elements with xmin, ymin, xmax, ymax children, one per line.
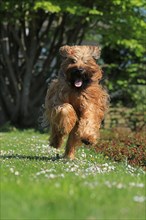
<box><xmin>72</xmin><ymin>68</ymin><xmax>84</xmax><ymax>74</ymax></box>
<box><xmin>78</xmin><ymin>68</ymin><xmax>84</xmax><ymax>73</ymax></box>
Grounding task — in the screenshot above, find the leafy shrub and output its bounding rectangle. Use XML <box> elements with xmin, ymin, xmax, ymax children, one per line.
<box><xmin>97</xmin><ymin>130</ymin><xmax>146</xmax><ymax>170</ymax></box>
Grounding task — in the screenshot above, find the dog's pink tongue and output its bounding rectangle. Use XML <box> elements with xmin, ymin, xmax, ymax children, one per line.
<box><xmin>74</xmin><ymin>79</ymin><xmax>83</xmax><ymax>87</ymax></box>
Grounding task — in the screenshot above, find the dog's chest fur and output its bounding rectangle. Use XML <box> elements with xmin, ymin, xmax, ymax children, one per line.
<box><xmin>61</xmin><ymin>85</ymin><xmax>102</xmax><ymax>116</ymax></box>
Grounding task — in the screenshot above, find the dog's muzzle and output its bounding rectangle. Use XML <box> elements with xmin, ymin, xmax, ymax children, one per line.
<box><xmin>65</xmin><ymin>67</ymin><xmax>92</xmax><ymax>89</ymax></box>
<box><xmin>70</xmin><ymin>68</ymin><xmax>85</xmax><ymax>88</ymax></box>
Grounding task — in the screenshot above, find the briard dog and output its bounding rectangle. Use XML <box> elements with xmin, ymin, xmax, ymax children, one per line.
<box><xmin>43</xmin><ymin>45</ymin><xmax>109</xmax><ymax>159</ymax></box>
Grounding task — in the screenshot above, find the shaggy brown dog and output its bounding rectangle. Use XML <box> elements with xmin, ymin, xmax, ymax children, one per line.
<box><xmin>44</xmin><ymin>45</ymin><xmax>109</xmax><ymax>159</ymax></box>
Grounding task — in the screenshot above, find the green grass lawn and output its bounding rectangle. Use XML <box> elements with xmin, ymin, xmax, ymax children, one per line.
<box><xmin>0</xmin><ymin>129</ymin><xmax>145</xmax><ymax>220</ymax></box>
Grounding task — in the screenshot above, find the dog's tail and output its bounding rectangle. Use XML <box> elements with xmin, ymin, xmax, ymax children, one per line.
<box><xmin>38</xmin><ymin>104</ymin><xmax>49</xmax><ymax>129</ymax></box>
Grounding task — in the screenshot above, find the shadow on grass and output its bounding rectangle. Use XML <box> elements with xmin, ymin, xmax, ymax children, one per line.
<box><xmin>0</xmin><ymin>154</ymin><xmax>60</xmax><ymax>161</ymax></box>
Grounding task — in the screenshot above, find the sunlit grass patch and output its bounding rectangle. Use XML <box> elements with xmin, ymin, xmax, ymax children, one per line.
<box><xmin>0</xmin><ymin>129</ymin><xmax>145</xmax><ymax>219</ymax></box>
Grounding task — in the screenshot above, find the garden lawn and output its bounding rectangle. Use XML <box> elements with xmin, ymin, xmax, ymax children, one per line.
<box><xmin>0</xmin><ymin>129</ymin><xmax>145</xmax><ymax>220</ymax></box>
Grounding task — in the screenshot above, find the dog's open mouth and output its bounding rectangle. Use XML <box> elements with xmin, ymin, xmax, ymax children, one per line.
<box><xmin>70</xmin><ymin>77</ymin><xmax>92</xmax><ymax>89</ymax></box>
<box><xmin>74</xmin><ymin>79</ymin><xmax>83</xmax><ymax>88</ymax></box>
<box><xmin>67</xmin><ymin>68</ymin><xmax>92</xmax><ymax>89</ymax></box>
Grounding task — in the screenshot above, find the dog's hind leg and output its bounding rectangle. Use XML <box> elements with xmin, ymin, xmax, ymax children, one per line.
<box><xmin>64</xmin><ymin>125</ymin><xmax>81</xmax><ymax>160</ymax></box>
<box><xmin>77</xmin><ymin>107</ymin><xmax>103</xmax><ymax>146</ymax></box>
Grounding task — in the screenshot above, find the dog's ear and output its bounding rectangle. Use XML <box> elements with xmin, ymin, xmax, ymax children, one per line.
<box><xmin>88</xmin><ymin>45</ymin><xmax>101</xmax><ymax>60</ymax></box>
<box><xmin>59</xmin><ymin>45</ymin><xmax>71</xmax><ymax>58</ymax></box>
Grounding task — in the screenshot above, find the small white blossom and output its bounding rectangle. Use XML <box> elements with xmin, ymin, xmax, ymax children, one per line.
<box><xmin>10</xmin><ymin>168</ymin><xmax>14</xmax><ymax>173</ymax></box>
<box><xmin>133</xmin><ymin>196</ymin><xmax>146</xmax><ymax>203</ymax></box>
<box><xmin>49</xmin><ymin>174</ymin><xmax>56</xmax><ymax>178</ymax></box>
<box><xmin>116</xmin><ymin>183</ymin><xmax>125</xmax><ymax>189</ymax></box>
<box><xmin>129</xmin><ymin>182</ymin><xmax>144</xmax><ymax>188</ymax></box>
<box><xmin>15</xmin><ymin>171</ymin><xmax>19</xmax><ymax>176</ymax></box>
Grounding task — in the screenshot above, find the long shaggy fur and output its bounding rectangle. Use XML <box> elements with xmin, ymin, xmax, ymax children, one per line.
<box><xmin>43</xmin><ymin>45</ymin><xmax>109</xmax><ymax>159</ymax></box>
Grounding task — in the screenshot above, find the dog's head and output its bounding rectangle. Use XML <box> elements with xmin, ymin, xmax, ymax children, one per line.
<box><xmin>59</xmin><ymin>45</ymin><xmax>102</xmax><ymax>89</ymax></box>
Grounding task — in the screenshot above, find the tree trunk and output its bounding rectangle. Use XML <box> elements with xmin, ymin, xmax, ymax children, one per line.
<box><xmin>0</xmin><ymin>10</ymin><xmax>88</xmax><ymax>128</ymax></box>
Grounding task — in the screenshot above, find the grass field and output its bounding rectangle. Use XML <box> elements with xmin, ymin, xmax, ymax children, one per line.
<box><xmin>0</xmin><ymin>129</ymin><xmax>145</xmax><ymax>219</ymax></box>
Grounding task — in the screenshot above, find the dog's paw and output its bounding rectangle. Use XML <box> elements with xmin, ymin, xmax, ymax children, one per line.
<box><xmin>63</xmin><ymin>153</ymin><xmax>75</xmax><ymax>160</ymax></box>
<box><xmin>81</xmin><ymin>139</ymin><xmax>92</xmax><ymax>145</ymax></box>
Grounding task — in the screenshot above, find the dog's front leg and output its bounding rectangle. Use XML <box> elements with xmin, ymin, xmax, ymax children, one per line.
<box><xmin>49</xmin><ymin>126</ymin><xmax>64</xmax><ymax>149</ymax></box>
<box><xmin>49</xmin><ymin>103</ymin><xmax>77</xmax><ymax>150</ymax></box>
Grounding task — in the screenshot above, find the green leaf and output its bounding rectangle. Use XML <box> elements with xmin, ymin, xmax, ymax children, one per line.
<box><xmin>34</xmin><ymin>1</ymin><xmax>61</xmax><ymax>13</ymax></box>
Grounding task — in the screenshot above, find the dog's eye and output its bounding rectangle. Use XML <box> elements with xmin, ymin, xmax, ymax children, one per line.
<box><xmin>84</xmin><ymin>60</ymin><xmax>89</xmax><ymax>64</ymax></box>
<box><xmin>70</xmin><ymin>58</ymin><xmax>77</xmax><ymax>63</ymax></box>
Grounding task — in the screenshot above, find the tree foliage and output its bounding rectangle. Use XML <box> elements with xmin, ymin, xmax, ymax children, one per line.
<box><xmin>0</xmin><ymin>0</ymin><xmax>145</xmax><ymax>127</ymax></box>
